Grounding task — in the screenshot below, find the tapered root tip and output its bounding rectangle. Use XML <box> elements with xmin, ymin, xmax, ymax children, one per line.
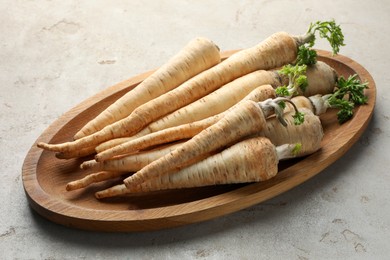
<box><xmin>95</xmin><ymin>189</ymin><xmax>115</xmax><ymax>199</ymax></box>
<box><xmin>37</xmin><ymin>141</ymin><xmax>58</xmax><ymax>152</ymax></box>
<box><xmin>73</xmin><ymin>132</ymin><xmax>82</xmax><ymax>140</ymax></box>
<box><xmin>94</xmin><ymin>154</ymin><xmax>103</xmax><ymax>162</ymax></box>
<box><xmin>37</xmin><ymin>142</ymin><xmax>46</xmax><ymax>149</ymax></box>
<box><xmin>95</xmin><ymin>191</ymin><xmax>105</xmax><ymax>199</ymax></box>
<box><xmin>80</xmin><ymin>159</ymin><xmax>98</xmax><ymax>170</ymax></box>
<box><xmin>55</xmin><ymin>152</ymin><xmax>66</xmax><ymax>159</ymax></box>
<box><xmin>65</xmin><ymin>183</ymin><xmax>76</xmax><ymax>191</ymax></box>
<box><xmin>79</xmin><ymin>162</ymin><xmax>88</xmax><ymax>170</ymax></box>
<box><xmin>95</xmin><ymin>184</ymin><xmax>129</xmax><ymax>199</ymax></box>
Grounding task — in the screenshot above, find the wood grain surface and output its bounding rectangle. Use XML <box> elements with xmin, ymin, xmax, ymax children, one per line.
<box><xmin>22</xmin><ymin>50</ymin><xmax>376</xmax><ymax>232</ymax></box>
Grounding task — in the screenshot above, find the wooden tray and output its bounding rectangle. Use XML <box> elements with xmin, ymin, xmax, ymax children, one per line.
<box><xmin>22</xmin><ymin>50</ymin><xmax>376</xmax><ymax>232</ymax></box>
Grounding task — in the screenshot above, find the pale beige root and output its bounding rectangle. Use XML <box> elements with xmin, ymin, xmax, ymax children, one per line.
<box><xmin>37</xmin><ymin>126</ymin><xmax>117</xmax><ymax>153</ymax></box>
<box><xmin>240</xmin><ymin>84</ymin><xmax>276</xmax><ymax>103</ymax></box>
<box><xmin>95</xmin><ymin>85</ymin><xmax>276</xmax><ymax>161</ymax></box>
<box><xmin>37</xmin><ymin>32</ymin><xmax>298</xmax><ymax>153</ymax></box>
<box><xmin>74</xmin><ymin>37</ymin><xmax>221</xmax><ymax>140</ymax></box>
<box><xmin>143</xmin><ymin>70</ymin><xmax>281</xmax><ymax>132</ymax></box>
<box><xmin>55</xmin><ymin>146</ymin><xmax>96</xmax><ymax>159</ymax></box>
<box><xmin>94</xmin><ymin>115</ymin><xmax>223</xmax><ymax>162</ymax></box>
<box><xmin>289</xmin><ymin>96</ymin><xmax>315</xmax><ymax>111</ymax></box>
<box><xmin>275</xmin><ymin>61</ymin><xmax>337</xmax><ymax>98</ymax></box>
<box><xmin>95</xmin><ymin>184</ymin><xmax>129</xmax><ymax>198</ymax></box>
<box><xmin>107</xmin><ymin>31</ymin><xmax>296</xmax><ymax>138</ymax></box>
<box><xmin>257</xmin><ymin>108</ymin><xmax>323</xmax><ymax>157</ymax></box>
<box><xmin>123</xmin><ymin>100</ymin><xmax>268</xmax><ymax>188</ymax></box>
<box><xmin>95</xmin><ymin>85</ymin><xmax>276</xmax><ymax>154</ymax></box>
<box><xmin>95</xmin><ymin>108</ymin><xmax>324</xmax><ymax>198</ymax></box>
<box><xmin>300</xmin><ymin>61</ymin><xmax>338</xmax><ymax>97</ymax></box>
<box><xmin>81</xmin><ymin>142</ymin><xmax>184</xmax><ymax>172</ymax></box>
<box><xmin>95</xmin><ymin>137</ymin><xmax>278</xmax><ymax>198</ymax></box>
<box><xmin>66</xmin><ymin>171</ymin><xmax>125</xmax><ymax>191</ymax></box>
<box><xmin>95</xmin><ymin>137</ymin><xmax>138</xmax><ymax>153</ymax></box>
<box><xmin>289</xmin><ymin>95</ymin><xmax>330</xmax><ymax>116</ymax></box>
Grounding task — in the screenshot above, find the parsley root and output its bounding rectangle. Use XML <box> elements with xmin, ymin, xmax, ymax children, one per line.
<box><xmin>95</xmin><ymin>60</ymin><xmax>337</xmax><ymax>156</ymax></box>
<box><xmin>38</xmin><ymin>31</ymin><xmax>297</xmax><ymax>153</ymax></box>
<box><xmin>140</xmin><ymin>70</ymin><xmax>282</xmax><ymax>132</ymax></box>
<box><xmin>94</xmin><ymin>85</ymin><xmax>276</xmax><ymax>161</ymax></box>
<box><xmin>95</xmin><ymin>137</ymin><xmax>301</xmax><ymax>198</ymax></box>
<box><xmin>121</xmin><ymin>97</ymin><xmax>311</xmax><ymax>189</ymax></box>
<box><xmin>37</xmin><ymin>20</ymin><xmax>343</xmax><ymax>155</ymax></box>
<box><xmin>73</xmin><ymin>37</ymin><xmax>221</xmax><ymax>139</ymax></box>
<box><xmin>89</xmin><ymin>106</ymin><xmax>323</xmax><ymax>193</ymax></box>
<box><xmin>67</xmin><ymin>143</ymin><xmax>185</xmax><ymax>191</ymax></box>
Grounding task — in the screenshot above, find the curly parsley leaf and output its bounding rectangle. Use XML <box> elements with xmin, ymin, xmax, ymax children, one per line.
<box><xmin>336</xmin><ymin>74</ymin><xmax>368</xmax><ymax>105</ymax></box>
<box><xmin>326</xmin><ymin>96</ymin><xmax>355</xmax><ymax>124</ymax></box>
<box><xmin>307</xmin><ymin>20</ymin><xmax>345</xmax><ymax>54</ymax></box>
<box><xmin>296</xmin><ymin>45</ymin><xmax>317</xmax><ymax>65</ymax></box>
<box><xmin>292</xmin><ymin>111</ymin><xmax>305</xmax><ymax>125</ymax></box>
<box><xmin>277</xmin><ymin>64</ymin><xmax>308</xmax><ymax>97</ymax></box>
<box><xmin>275</xmin><ymin>86</ymin><xmax>290</xmax><ymax>97</ymax></box>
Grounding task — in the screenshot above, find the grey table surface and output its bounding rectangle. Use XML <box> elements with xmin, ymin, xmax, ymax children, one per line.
<box><xmin>1</xmin><ymin>0</ymin><xmax>389</xmax><ymax>259</ymax></box>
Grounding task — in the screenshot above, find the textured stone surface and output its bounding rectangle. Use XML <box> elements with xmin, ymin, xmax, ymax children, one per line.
<box><xmin>1</xmin><ymin>0</ymin><xmax>389</xmax><ymax>259</ymax></box>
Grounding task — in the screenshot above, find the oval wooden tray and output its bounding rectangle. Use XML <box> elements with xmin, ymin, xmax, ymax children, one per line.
<box><xmin>22</xmin><ymin>50</ymin><xmax>376</xmax><ymax>232</ymax></box>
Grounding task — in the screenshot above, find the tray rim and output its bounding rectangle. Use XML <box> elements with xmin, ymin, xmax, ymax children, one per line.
<box><xmin>22</xmin><ymin>49</ymin><xmax>376</xmax><ymax>232</ymax></box>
